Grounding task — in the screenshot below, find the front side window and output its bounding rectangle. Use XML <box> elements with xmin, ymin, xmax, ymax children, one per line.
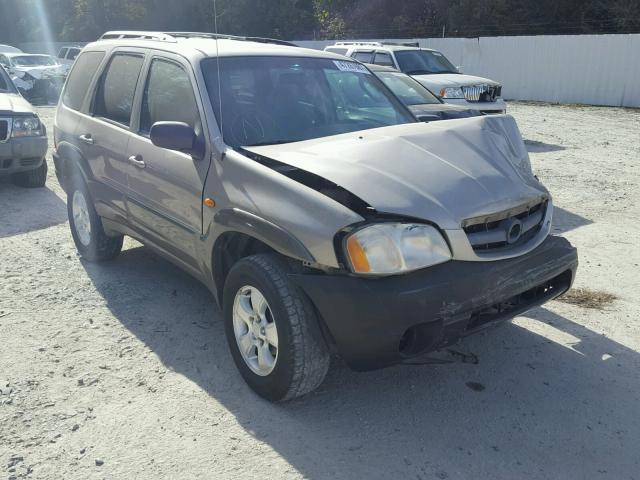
<box><xmin>353</xmin><ymin>51</ymin><xmax>373</xmax><ymax>63</ymax></box>
<box><xmin>395</xmin><ymin>50</ymin><xmax>458</xmax><ymax>75</ymax></box>
<box><xmin>58</xmin><ymin>48</ymin><xmax>68</xmax><ymax>59</ymax></box>
<box><xmin>62</xmin><ymin>51</ymin><xmax>105</xmax><ymax>111</ymax></box>
<box><xmin>376</xmin><ymin>72</ymin><xmax>441</xmax><ymax>105</ymax></box>
<box><xmin>92</xmin><ymin>53</ymin><xmax>144</xmax><ymax>126</ymax></box>
<box><xmin>140</xmin><ymin>58</ymin><xmax>200</xmax><ymax>134</ymax></box>
<box><xmin>202</xmin><ymin>56</ymin><xmax>414</xmax><ymax>148</ymax></box>
<box><xmin>374</xmin><ymin>52</ymin><xmax>395</xmax><ymax>67</ymax></box>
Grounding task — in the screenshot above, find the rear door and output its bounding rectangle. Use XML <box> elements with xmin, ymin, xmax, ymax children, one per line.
<box><xmin>76</xmin><ymin>50</ymin><xmax>145</xmax><ymax>222</ymax></box>
<box><xmin>125</xmin><ymin>53</ymin><xmax>210</xmax><ymax>267</ymax></box>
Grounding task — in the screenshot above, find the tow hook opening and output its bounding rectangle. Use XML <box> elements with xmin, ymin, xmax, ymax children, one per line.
<box><xmin>399</xmin><ymin>321</ymin><xmax>443</xmax><ymax>358</ymax></box>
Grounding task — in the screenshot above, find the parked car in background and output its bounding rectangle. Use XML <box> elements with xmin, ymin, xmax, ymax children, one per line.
<box><xmin>0</xmin><ymin>44</ymin><xmax>23</xmax><ymax>54</ymax></box>
<box><xmin>367</xmin><ymin>64</ymin><xmax>481</xmax><ymax>122</ymax></box>
<box><xmin>57</xmin><ymin>46</ymin><xmax>82</xmax><ymax>73</ymax></box>
<box><xmin>0</xmin><ymin>65</ymin><xmax>48</xmax><ymax>187</ymax></box>
<box><xmin>0</xmin><ymin>53</ymin><xmax>67</xmax><ymax>104</ymax></box>
<box><xmin>54</xmin><ymin>31</ymin><xmax>577</xmax><ymax>402</ymax></box>
<box><xmin>325</xmin><ymin>41</ymin><xmax>506</xmax><ymax>114</ymax></box>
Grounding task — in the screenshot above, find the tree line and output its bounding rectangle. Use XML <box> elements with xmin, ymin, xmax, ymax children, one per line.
<box><xmin>1</xmin><ymin>0</ymin><xmax>638</xmax><ymax>45</ymax></box>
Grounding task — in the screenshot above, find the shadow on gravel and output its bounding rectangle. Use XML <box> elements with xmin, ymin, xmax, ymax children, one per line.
<box><xmin>524</xmin><ymin>139</ymin><xmax>567</xmax><ymax>153</ymax></box>
<box><xmin>83</xmin><ymin>246</ymin><xmax>640</xmax><ymax>480</ymax></box>
<box><xmin>0</xmin><ymin>181</ymin><xmax>67</xmax><ymax>238</ymax></box>
<box><xmin>552</xmin><ymin>206</ymin><xmax>593</xmax><ymax>234</ymax></box>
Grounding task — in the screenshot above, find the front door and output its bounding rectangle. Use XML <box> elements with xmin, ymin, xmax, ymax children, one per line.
<box><xmin>126</xmin><ymin>56</ymin><xmax>210</xmax><ymax>268</ymax></box>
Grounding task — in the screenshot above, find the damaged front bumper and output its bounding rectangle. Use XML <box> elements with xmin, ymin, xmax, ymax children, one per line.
<box><xmin>291</xmin><ymin>235</ymin><xmax>577</xmax><ymax>371</ymax></box>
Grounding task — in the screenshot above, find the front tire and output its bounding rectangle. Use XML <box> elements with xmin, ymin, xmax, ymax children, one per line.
<box><xmin>223</xmin><ymin>254</ymin><xmax>330</xmax><ymax>402</ymax></box>
<box><xmin>67</xmin><ymin>174</ymin><xmax>123</xmax><ymax>262</ymax></box>
<box><xmin>12</xmin><ymin>159</ymin><xmax>47</xmax><ymax>188</ymax></box>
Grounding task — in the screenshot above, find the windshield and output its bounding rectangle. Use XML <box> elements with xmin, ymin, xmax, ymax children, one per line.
<box><xmin>11</xmin><ymin>55</ymin><xmax>57</xmax><ymax>67</ymax></box>
<box><xmin>376</xmin><ymin>71</ymin><xmax>441</xmax><ymax>106</ymax></box>
<box><xmin>202</xmin><ymin>56</ymin><xmax>415</xmax><ymax>148</ymax></box>
<box><xmin>395</xmin><ymin>50</ymin><xmax>458</xmax><ymax>75</ymax></box>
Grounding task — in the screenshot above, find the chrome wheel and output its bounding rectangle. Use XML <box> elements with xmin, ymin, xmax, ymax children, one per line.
<box><xmin>72</xmin><ymin>190</ymin><xmax>91</xmax><ymax>246</ymax></box>
<box><xmin>232</xmin><ymin>285</ymin><xmax>279</xmax><ymax>376</ymax></box>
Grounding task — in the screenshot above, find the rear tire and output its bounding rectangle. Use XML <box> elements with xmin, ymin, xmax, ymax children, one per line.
<box><xmin>223</xmin><ymin>254</ymin><xmax>330</xmax><ymax>402</ymax></box>
<box><xmin>12</xmin><ymin>159</ymin><xmax>47</xmax><ymax>188</ymax></box>
<box><xmin>67</xmin><ymin>174</ymin><xmax>123</xmax><ymax>262</ymax></box>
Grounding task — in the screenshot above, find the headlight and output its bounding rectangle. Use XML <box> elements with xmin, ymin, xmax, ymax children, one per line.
<box><xmin>12</xmin><ymin>116</ymin><xmax>43</xmax><ymax>137</ymax></box>
<box><xmin>439</xmin><ymin>87</ymin><xmax>464</xmax><ymax>99</ymax></box>
<box><xmin>344</xmin><ymin>223</ymin><xmax>451</xmax><ymax>275</ymax></box>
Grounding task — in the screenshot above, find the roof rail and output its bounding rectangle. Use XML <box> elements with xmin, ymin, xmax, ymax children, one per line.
<box><xmin>335</xmin><ymin>41</ymin><xmax>383</xmax><ymax>46</ymax></box>
<box><xmin>333</xmin><ymin>41</ymin><xmax>420</xmax><ymax>48</ymax></box>
<box><xmin>100</xmin><ymin>31</ymin><xmax>176</xmax><ymax>41</ymax></box>
<box><xmin>99</xmin><ymin>31</ymin><xmax>296</xmax><ymax>47</ymax></box>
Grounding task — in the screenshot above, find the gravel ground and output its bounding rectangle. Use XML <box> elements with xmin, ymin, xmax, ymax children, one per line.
<box><xmin>1</xmin><ymin>103</ymin><xmax>639</xmax><ymax>480</ymax></box>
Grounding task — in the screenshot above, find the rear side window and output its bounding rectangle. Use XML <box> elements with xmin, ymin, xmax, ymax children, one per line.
<box><xmin>93</xmin><ymin>53</ymin><xmax>144</xmax><ymax>126</ymax></box>
<box><xmin>140</xmin><ymin>59</ymin><xmax>200</xmax><ymax>133</ymax></box>
<box><xmin>62</xmin><ymin>51</ymin><xmax>105</xmax><ymax>111</ymax></box>
<box><xmin>58</xmin><ymin>47</ymin><xmax>68</xmax><ymax>59</ymax></box>
<box><xmin>374</xmin><ymin>52</ymin><xmax>394</xmax><ymax>67</ymax></box>
<box><xmin>68</xmin><ymin>48</ymin><xmax>80</xmax><ymax>61</ymax></box>
<box><xmin>353</xmin><ymin>51</ymin><xmax>373</xmax><ymax>63</ymax></box>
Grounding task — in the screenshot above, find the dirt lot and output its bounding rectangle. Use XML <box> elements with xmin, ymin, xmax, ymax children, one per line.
<box><xmin>1</xmin><ymin>103</ymin><xmax>639</xmax><ymax>480</ymax></box>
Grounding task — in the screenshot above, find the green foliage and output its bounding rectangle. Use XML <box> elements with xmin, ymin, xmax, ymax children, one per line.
<box><xmin>0</xmin><ymin>0</ymin><xmax>638</xmax><ymax>45</ymax></box>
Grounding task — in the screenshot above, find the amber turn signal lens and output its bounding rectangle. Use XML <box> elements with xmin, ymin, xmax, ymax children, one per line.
<box><xmin>346</xmin><ymin>235</ymin><xmax>371</xmax><ymax>273</ymax></box>
<box><xmin>204</xmin><ymin>198</ymin><xmax>215</xmax><ymax>208</ymax></box>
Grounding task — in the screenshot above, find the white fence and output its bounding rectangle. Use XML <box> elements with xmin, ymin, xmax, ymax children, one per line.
<box><xmin>297</xmin><ymin>34</ymin><xmax>640</xmax><ymax>108</ymax></box>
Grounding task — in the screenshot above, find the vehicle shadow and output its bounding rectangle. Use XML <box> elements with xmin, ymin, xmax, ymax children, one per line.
<box><xmin>0</xmin><ymin>180</ymin><xmax>67</xmax><ymax>238</ymax></box>
<box><xmin>524</xmin><ymin>139</ymin><xmax>567</xmax><ymax>153</ymax></box>
<box><xmin>553</xmin><ymin>206</ymin><xmax>593</xmax><ymax>234</ymax></box>
<box><xmin>82</xmin><ymin>246</ymin><xmax>639</xmax><ymax>480</ymax></box>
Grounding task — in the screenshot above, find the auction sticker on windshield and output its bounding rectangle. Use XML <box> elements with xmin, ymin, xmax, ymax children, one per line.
<box><xmin>333</xmin><ymin>60</ymin><xmax>370</xmax><ymax>74</ymax></box>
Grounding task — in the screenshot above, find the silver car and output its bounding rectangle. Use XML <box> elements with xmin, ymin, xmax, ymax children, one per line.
<box><xmin>54</xmin><ymin>31</ymin><xmax>577</xmax><ymax>401</ymax></box>
<box><xmin>0</xmin><ymin>65</ymin><xmax>48</xmax><ymax>187</ymax></box>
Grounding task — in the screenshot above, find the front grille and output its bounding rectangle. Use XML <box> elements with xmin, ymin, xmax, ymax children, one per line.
<box><xmin>20</xmin><ymin>158</ymin><xmax>40</xmax><ymax>167</ymax></box>
<box><xmin>462</xmin><ymin>84</ymin><xmax>502</xmax><ymax>103</ymax></box>
<box><xmin>0</xmin><ymin>118</ymin><xmax>9</xmax><ymax>142</ymax></box>
<box><xmin>463</xmin><ymin>200</ymin><xmax>547</xmax><ymax>252</ymax></box>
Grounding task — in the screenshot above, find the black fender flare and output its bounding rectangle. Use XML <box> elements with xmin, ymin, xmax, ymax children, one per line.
<box><xmin>55</xmin><ymin>140</ymin><xmax>92</xmax><ymax>189</ymax></box>
<box><xmin>213</xmin><ymin>208</ymin><xmax>315</xmax><ymax>264</ymax></box>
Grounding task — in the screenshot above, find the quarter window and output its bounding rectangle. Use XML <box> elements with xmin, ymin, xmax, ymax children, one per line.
<box><xmin>140</xmin><ymin>59</ymin><xmax>200</xmax><ymax>134</ymax></box>
<box><xmin>93</xmin><ymin>53</ymin><xmax>144</xmax><ymax>126</ymax></box>
<box><xmin>62</xmin><ymin>51</ymin><xmax>105</xmax><ymax>111</ymax></box>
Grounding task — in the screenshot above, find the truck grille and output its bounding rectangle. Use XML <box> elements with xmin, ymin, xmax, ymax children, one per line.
<box><xmin>462</xmin><ymin>84</ymin><xmax>502</xmax><ymax>103</ymax></box>
<box><xmin>0</xmin><ymin>118</ymin><xmax>10</xmax><ymax>142</ymax></box>
<box><xmin>463</xmin><ymin>200</ymin><xmax>547</xmax><ymax>252</ymax></box>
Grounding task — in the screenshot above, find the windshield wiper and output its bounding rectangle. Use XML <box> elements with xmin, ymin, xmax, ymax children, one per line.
<box><xmin>242</xmin><ymin>140</ymin><xmax>292</xmax><ymax>147</ymax></box>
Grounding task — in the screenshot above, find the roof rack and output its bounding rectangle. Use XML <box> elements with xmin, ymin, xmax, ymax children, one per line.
<box><xmin>99</xmin><ymin>31</ymin><xmax>295</xmax><ymax>47</ymax></box>
<box><xmin>334</xmin><ymin>41</ymin><xmax>420</xmax><ymax>48</ymax></box>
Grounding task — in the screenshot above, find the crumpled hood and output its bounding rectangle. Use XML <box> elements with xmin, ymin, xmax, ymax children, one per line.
<box><xmin>0</xmin><ymin>92</ymin><xmax>36</xmax><ymax>115</ymax></box>
<box><xmin>246</xmin><ymin>115</ymin><xmax>547</xmax><ymax>230</ymax></box>
<box><xmin>413</xmin><ymin>73</ymin><xmax>500</xmax><ymax>92</ymax></box>
<box><xmin>11</xmin><ymin>65</ymin><xmax>65</xmax><ymax>80</ymax></box>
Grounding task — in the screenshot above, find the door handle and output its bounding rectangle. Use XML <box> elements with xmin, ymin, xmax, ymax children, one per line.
<box><xmin>79</xmin><ymin>133</ymin><xmax>94</xmax><ymax>145</ymax></box>
<box><xmin>128</xmin><ymin>154</ymin><xmax>145</xmax><ymax>168</ymax></box>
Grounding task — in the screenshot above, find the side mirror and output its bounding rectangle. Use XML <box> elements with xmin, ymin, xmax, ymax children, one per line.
<box><xmin>456</xmin><ymin>65</ymin><xmax>463</xmax><ymax>74</ymax></box>
<box><xmin>150</xmin><ymin>121</ymin><xmax>196</xmax><ymax>152</ymax></box>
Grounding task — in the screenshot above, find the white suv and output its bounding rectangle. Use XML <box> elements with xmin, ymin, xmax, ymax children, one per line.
<box><xmin>325</xmin><ymin>42</ymin><xmax>506</xmax><ymax>114</ymax></box>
